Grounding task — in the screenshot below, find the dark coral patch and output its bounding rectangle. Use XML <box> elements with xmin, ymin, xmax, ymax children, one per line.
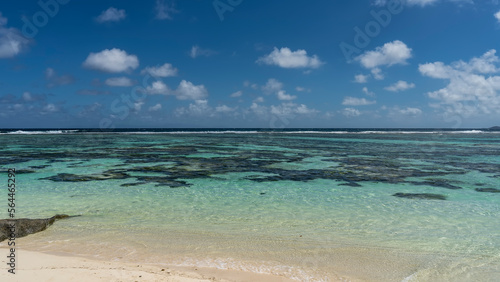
<box><xmin>475</xmin><ymin>188</ymin><xmax>500</xmax><ymax>193</ymax></box>
<box><xmin>41</xmin><ymin>171</ymin><xmax>129</xmax><ymax>182</ymax></box>
<box><xmin>393</xmin><ymin>193</ymin><xmax>447</xmax><ymax>200</ymax></box>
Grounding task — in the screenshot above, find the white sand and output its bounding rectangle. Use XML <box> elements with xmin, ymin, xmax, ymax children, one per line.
<box><xmin>0</xmin><ymin>248</ymin><xmax>296</xmax><ymax>282</ymax></box>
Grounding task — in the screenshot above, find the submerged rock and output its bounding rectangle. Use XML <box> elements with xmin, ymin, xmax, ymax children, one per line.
<box><xmin>0</xmin><ymin>214</ymin><xmax>79</xmax><ymax>242</ymax></box>
<box><xmin>409</xmin><ymin>179</ymin><xmax>462</xmax><ymax>190</ymax></box>
<box><xmin>339</xmin><ymin>182</ymin><xmax>362</xmax><ymax>187</ymax></box>
<box><xmin>392</xmin><ymin>193</ymin><xmax>447</xmax><ymax>200</ymax></box>
<box><xmin>41</xmin><ymin>171</ymin><xmax>129</xmax><ymax>182</ymax></box>
<box><xmin>475</xmin><ymin>188</ymin><xmax>500</xmax><ymax>193</ymax></box>
<box><xmin>15</xmin><ymin>169</ymin><xmax>37</xmax><ymax>174</ymax></box>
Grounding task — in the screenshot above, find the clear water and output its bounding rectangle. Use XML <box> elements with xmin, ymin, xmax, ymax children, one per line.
<box><xmin>0</xmin><ymin>131</ymin><xmax>499</xmax><ymax>281</ymax></box>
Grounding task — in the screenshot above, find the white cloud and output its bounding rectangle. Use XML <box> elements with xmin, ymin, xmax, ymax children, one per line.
<box><xmin>257</xmin><ymin>47</ymin><xmax>324</xmax><ymax>69</ymax></box>
<box><xmin>362</xmin><ymin>87</ymin><xmax>375</xmax><ymax>97</ymax></box>
<box><xmin>342</xmin><ymin>97</ymin><xmax>376</xmax><ymax>106</ymax></box>
<box><xmin>418</xmin><ymin>62</ymin><xmax>453</xmax><ymax>79</ymax></box>
<box><xmin>148</xmin><ymin>103</ymin><xmax>162</xmax><ymax>112</ymax></box>
<box><xmin>175</xmin><ymin>100</ymin><xmax>214</xmax><ymax>117</ymax></box>
<box><xmin>146</xmin><ymin>80</ymin><xmax>170</xmax><ymax>95</ymax></box>
<box><xmin>105</xmin><ymin>77</ymin><xmax>134</xmax><ymax>87</ymax></box>
<box><xmin>277</xmin><ymin>90</ymin><xmax>297</xmax><ymax>101</ymax></box>
<box><xmin>262</xmin><ymin>78</ymin><xmax>284</xmax><ymax>94</ymax></box>
<box><xmin>190</xmin><ymin>46</ymin><xmax>216</xmax><ymax>58</ymax></box>
<box><xmin>23</xmin><ymin>92</ymin><xmax>34</xmax><ymax>102</ymax></box>
<box><xmin>249</xmin><ymin>102</ymin><xmax>269</xmax><ymax>118</ymax></box>
<box><xmin>419</xmin><ymin>49</ymin><xmax>500</xmax><ymax>117</ymax></box>
<box><xmin>141</xmin><ymin>63</ymin><xmax>178</xmax><ymax>77</ymax></box>
<box><xmin>0</xmin><ymin>13</ymin><xmax>30</xmax><ymax>58</ymax></box>
<box><xmin>215</xmin><ymin>105</ymin><xmax>237</xmax><ymax>113</ymax></box>
<box><xmin>354</xmin><ymin>74</ymin><xmax>369</xmax><ymax>83</ymax></box>
<box><xmin>294</xmin><ymin>104</ymin><xmax>318</xmax><ymax>115</ymax></box>
<box><xmin>134</xmin><ymin>101</ymin><xmax>144</xmax><ymax>112</ymax></box>
<box><xmin>399</xmin><ymin>107</ymin><xmax>422</xmax><ymax>115</ymax></box>
<box><xmin>145</xmin><ymin>80</ymin><xmax>208</xmax><ymax>100</ymax></box>
<box><xmin>270</xmin><ymin>102</ymin><xmax>318</xmax><ymax>117</ymax></box>
<box><xmin>356</xmin><ymin>40</ymin><xmax>412</xmax><ymax>69</ymax></box>
<box><xmin>42</xmin><ymin>103</ymin><xmax>58</xmax><ymax>113</ymax></box>
<box><xmin>385</xmin><ymin>80</ymin><xmax>416</xmax><ymax>92</ymax></box>
<box><xmin>253</xmin><ymin>97</ymin><xmax>264</xmax><ymax>103</ymax></box>
<box><xmin>83</xmin><ymin>48</ymin><xmax>139</xmax><ymax>73</ymax></box>
<box><xmin>175</xmin><ymin>80</ymin><xmax>208</xmax><ymax>100</ymax></box>
<box><xmin>495</xmin><ymin>10</ymin><xmax>500</xmax><ymax>22</ymax></box>
<box><xmin>341</xmin><ymin>108</ymin><xmax>361</xmax><ymax>117</ymax></box>
<box><xmin>371</xmin><ymin>68</ymin><xmax>384</xmax><ymax>80</ymax></box>
<box><xmin>262</xmin><ymin>78</ymin><xmax>297</xmax><ymax>100</ymax></box>
<box><xmin>45</xmin><ymin>68</ymin><xmax>75</xmax><ymax>87</ymax></box>
<box><xmin>230</xmin><ymin>91</ymin><xmax>242</xmax><ymax>98</ymax></box>
<box><xmin>384</xmin><ymin>106</ymin><xmax>423</xmax><ymax>118</ymax></box>
<box><xmin>96</xmin><ymin>7</ymin><xmax>126</xmax><ymax>23</ymax></box>
<box><xmin>296</xmin><ymin>86</ymin><xmax>311</xmax><ymax>92</ymax></box>
<box><xmin>155</xmin><ymin>0</ymin><xmax>177</xmax><ymax>20</ymax></box>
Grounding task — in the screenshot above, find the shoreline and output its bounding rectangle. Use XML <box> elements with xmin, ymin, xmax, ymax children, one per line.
<box><xmin>0</xmin><ymin>247</ymin><xmax>298</xmax><ymax>282</ymax></box>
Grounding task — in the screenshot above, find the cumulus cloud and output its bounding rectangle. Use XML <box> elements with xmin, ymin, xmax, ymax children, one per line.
<box><xmin>77</xmin><ymin>89</ymin><xmax>111</xmax><ymax>95</ymax></box>
<box><xmin>96</xmin><ymin>7</ymin><xmax>126</xmax><ymax>23</ymax></box>
<box><xmin>419</xmin><ymin>49</ymin><xmax>500</xmax><ymax>117</ymax></box>
<box><xmin>230</xmin><ymin>91</ymin><xmax>242</xmax><ymax>98</ymax></box>
<box><xmin>495</xmin><ymin>10</ymin><xmax>500</xmax><ymax>22</ymax></box>
<box><xmin>190</xmin><ymin>46</ymin><xmax>216</xmax><ymax>58</ymax></box>
<box><xmin>257</xmin><ymin>47</ymin><xmax>324</xmax><ymax>69</ymax></box>
<box><xmin>105</xmin><ymin>77</ymin><xmax>134</xmax><ymax>87</ymax></box>
<box><xmin>362</xmin><ymin>87</ymin><xmax>375</xmax><ymax>97</ymax></box>
<box><xmin>398</xmin><ymin>107</ymin><xmax>422</xmax><ymax>115</ymax></box>
<box><xmin>41</xmin><ymin>103</ymin><xmax>59</xmax><ymax>114</ymax></box>
<box><xmin>341</xmin><ymin>108</ymin><xmax>361</xmax><ymax>117</ymax></box>
<box><xmin>146</xmin><ymin>81</ymin><xmax>170</xmax><ymax>95</ymax></box>
<box><xmin>175</xmin><ymin>80</ymin><xmax>208</xmax><ymax>100</ymax></box>
<box><xmin>145</xmin><ymin>80</ymin><xmax>208</xmax><ymax>100</ymax></box>
<box><xmin>354</xmin><ymin>74</ymin><xmax>369</xmax><ymax>83</ymax></box>
<box><xmin>215</xmin><ymin>105</ymin><xmax>237</xmax><ymax>113</ymax></box>
<box><xmin>134</xmin><ymin>101</ymin><xmax>144</xmax><ymax>112</ymax></box>
<box><xmin>83</xmin><ymin>48</ymin><xmax>139</xmax><ymax>73</ymax></box>
<box><xmin>0</xmin><ymin>13</ymin><xmax>30</xmax><ymax>58</ymax></box>
<box><xmin>253</xmin><ymin>97</ymin><xmax>264</xmax><ymax>103</ymax></box>
<box><xmin>385</xmin><ymin>80</ymin><xmax>416</xmax><ymax>92</ymax></box>
<box><xmin>356</xmin><ymin>40</ymin><xmax>412</xmax><ymax>69</ymax></box>
<box><xmin>342</xmin><ymin>97</ymin><xmax>376</xmax><ymax>106</ymax></box>
<box><xmin>262</xmin><ymin>78</ymin><xmax>296</xmax><ymax>100</ymax></box>
<box><xmin>175</xmin><ymin>100</ymin><xmax>214</xmax><ymax>117</ymax></box>
<box><xmin>45</xmin><ymin>68</ymin><xmax>75</xmax><ymax>88</ymax></box>
<box><xmin>296</xmin><ymin>86</ymin><xmax>311</xmax><ymax>92</ymax></box>
<box><xmin>148</xmin><ymin>103</ymin><xmax>162</xmax><ymax>112</ymax></box>
<box><xmin>155</xmin><ymin>0</ymin><xmax>178</xmax><ymax>20</ymax></box>
<box><xmin>385</xmin><ymin>106</ymin><xmax>423</xmax><ymax>119</ymax></box>
<box><xmin>141</xmin><ymin>63</ymin><xmax>178</xmax><ymax>77</ymax></box>
<box><xmin>276</xmin><ymin>90</ymin><xmax>297</xmax><ymax>101</ymax></box>
<box><xmin>371</xmin><ymin>68</ymin><xmax>384</xmax><ymax>80</ymax></box>
<box><xmin>270</xmin><ymin>102</ymin><xmax>318</xmax><ymax>117</ymax></box>
<box><xmin>262</xmin><ymin>78</ymin><xmax>284</xmax><ymax>94</ymax></box>
<box><xmin>23</xmin><ymin>92</ymin><xmax>34</xmax><ymax>102</ymax></box>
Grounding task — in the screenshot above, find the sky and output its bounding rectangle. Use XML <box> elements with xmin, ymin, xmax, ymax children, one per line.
<box><xmin>1</xmin><ymin>0</ymin><xmax>500</xmax><ymax>128</ymax></box>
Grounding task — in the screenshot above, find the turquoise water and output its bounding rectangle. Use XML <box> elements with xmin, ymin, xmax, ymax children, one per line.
<box><xmin>1</xmin><ymin>131</ymin><xmax>499</xmax><ymax>281</ymax></box>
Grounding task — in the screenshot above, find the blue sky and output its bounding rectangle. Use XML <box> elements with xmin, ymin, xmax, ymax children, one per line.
<box><xmin>1</xmin><ymin>0</ymin><xmax>500</xmax><ymax>128</ymax></box>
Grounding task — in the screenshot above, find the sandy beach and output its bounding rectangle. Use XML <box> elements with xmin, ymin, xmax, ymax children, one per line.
<box><xmin>0</xmin><ymin>247</ymin><xmax>296</xmax><ymax>282</ymax></box>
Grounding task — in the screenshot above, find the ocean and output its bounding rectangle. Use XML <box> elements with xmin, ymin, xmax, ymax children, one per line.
<box><xmin>1</xmin><ymin>129</ymin><xmax>499</xmax><ymax>281</ymax></box>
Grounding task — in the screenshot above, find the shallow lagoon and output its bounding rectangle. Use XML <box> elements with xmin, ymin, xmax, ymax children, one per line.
<box><xmin>1</xmin><ymin>131</ymin><xmax>499</xmax><ymax>281</ymax></box>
